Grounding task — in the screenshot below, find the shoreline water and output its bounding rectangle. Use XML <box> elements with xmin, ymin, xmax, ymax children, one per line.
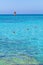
<box><xmin>0</xmin><ymin>15</ymin><xmax>43</xmax><ymax>64</ymax></box>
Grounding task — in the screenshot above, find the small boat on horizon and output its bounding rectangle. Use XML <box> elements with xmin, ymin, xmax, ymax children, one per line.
<box><xmin>14</xmin><ymin>11</ymin><xmax>16</xmax><ymax>16</ymax></box>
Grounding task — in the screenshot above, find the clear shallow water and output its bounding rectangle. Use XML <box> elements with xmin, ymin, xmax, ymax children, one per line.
<box><xmin>0</xmin><ymin>14</ymin><xmax>43</xmax><ymax>64</ymax></box>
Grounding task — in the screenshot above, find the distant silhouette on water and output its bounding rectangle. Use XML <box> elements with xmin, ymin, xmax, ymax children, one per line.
<box><xmin>14</xmin><ymin>11</ymin><xmax>16</xmax><ymax>16</ymax></box>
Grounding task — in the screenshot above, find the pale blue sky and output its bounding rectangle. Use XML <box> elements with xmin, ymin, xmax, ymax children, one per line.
<box><xmin>0</xmin><ymin>0</ymin><xmax>43</xmax><ymax>14</ymax></box>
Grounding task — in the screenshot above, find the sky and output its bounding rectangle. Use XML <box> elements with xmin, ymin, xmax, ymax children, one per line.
<box><xmin>0</xmin><ymin>0</ymin><xmax>43</xmax><ymax>14</ymax></box>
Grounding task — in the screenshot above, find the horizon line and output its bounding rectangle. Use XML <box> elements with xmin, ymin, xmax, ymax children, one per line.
<box><xmin>0</xmin><ymin>14</ymin><xmax>43</xmax><ymax>15</ymax></box>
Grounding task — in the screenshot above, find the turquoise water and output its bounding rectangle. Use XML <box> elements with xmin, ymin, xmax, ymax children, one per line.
<box><xmin>0</xmin><ymin>14</ymin><xmax>43</xmax><ymax>64</ymax></box>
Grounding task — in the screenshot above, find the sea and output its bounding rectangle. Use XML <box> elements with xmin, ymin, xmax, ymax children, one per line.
<box><xmin>0</xmin><ymin>14</ymin><xmax>43</xmax><ymax>65</ymax></box>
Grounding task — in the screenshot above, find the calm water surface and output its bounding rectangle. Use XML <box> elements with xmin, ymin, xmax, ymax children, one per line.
<box><xmin>0</xmin><ymin>14</ymin><xmax>43</xmax><ymax>64</ymax></box>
